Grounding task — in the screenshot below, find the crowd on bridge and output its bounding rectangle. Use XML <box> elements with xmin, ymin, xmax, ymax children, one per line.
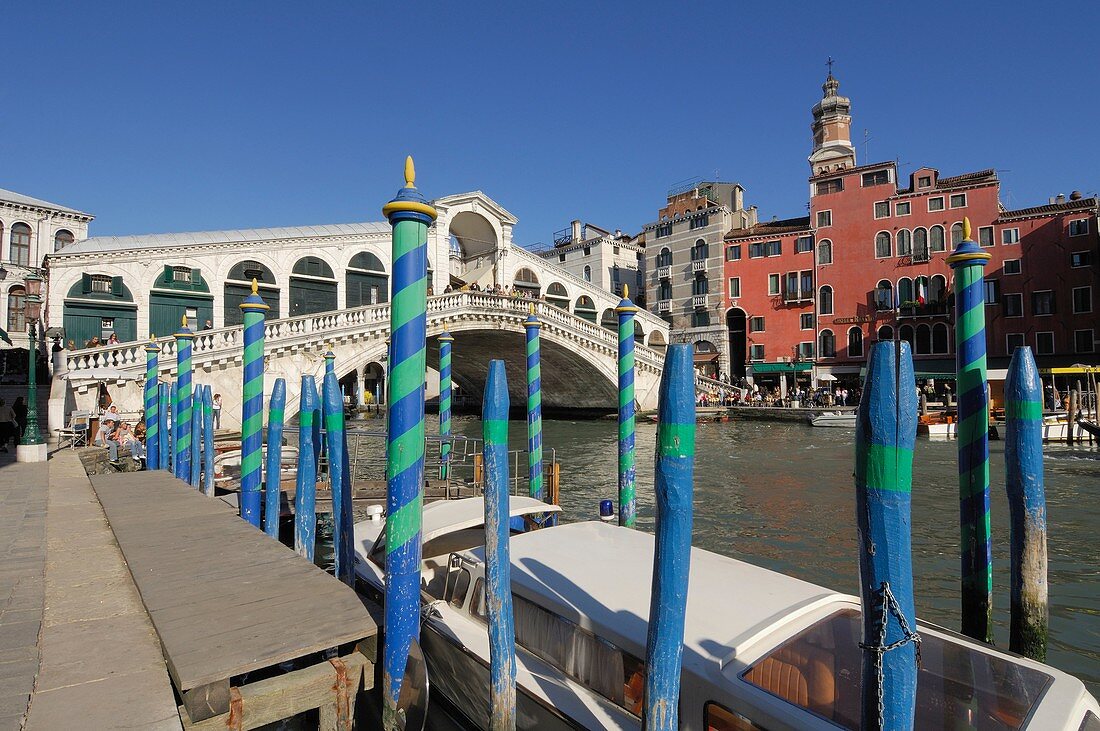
<box><xmin>438</xmin><ymin>283</ymin><xmax>542</xmax><ymax>299</ymax></box>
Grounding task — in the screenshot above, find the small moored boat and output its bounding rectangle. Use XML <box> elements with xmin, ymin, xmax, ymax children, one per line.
<box><xmin>809</xmin><ymin>411</ymin><xmax>857</xmax><ymax>428</ymax></box>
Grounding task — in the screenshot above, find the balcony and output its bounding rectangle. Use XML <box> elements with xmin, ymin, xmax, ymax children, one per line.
<box><xmin>657</xmin><ymin>300</ymin><xmax>672</xmax><ymax>314</ymax></box>
<box><xmin>898</xmin><ymin>302</ymin><xmax>949</xmax><ymax>318</ymax></box>
<box><xmin>691</xmin><ymin>260</ymin><xmax>707</xmax><ymax>274</ymax></box>
<box><xmin>692</xmin><ymin>295</ymin><xmax>707</xmax><ymax>309</ymax></box>
<box><xmin>657</xmin><ymin>265</ymin><xmax>671</xmax><ymax>279</ymax></box>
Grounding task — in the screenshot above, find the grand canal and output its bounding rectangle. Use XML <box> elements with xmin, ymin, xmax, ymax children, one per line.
<box><xmin>438</xmin><ymin>414</ymin><xmax>1100</xmax><ymax>696</ymax></box>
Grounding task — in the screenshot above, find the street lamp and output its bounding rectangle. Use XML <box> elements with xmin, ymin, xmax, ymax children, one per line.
<box><xmin>18</xmin><ymin>272</ymin><xmax>46</xmax><ymax>462</ymax></box>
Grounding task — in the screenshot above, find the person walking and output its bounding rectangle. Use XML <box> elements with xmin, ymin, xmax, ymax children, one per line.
<box><xmin>0</xmin><ymin>399</ymin><xmax>16</xmax><ymax>452</ymax></box>
<box><xmin>212</xmin><ymin>393</ymin><xmax>222</xmax><ymax>429</ymax></box>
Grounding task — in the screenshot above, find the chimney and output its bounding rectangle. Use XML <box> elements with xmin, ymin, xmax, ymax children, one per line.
<box><xmin>571</xmin><ymin>220</ymin><xmax>582</xmax><ymax>242</ymax></box>
<box><xmin>1056</xmin><ymin>193</ymin><xmax>1066</xmax><ymax>204</ymax></box>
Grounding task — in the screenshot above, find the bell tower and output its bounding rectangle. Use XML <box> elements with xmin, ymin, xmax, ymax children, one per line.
<box><xmin>809</xmin><ymin>61</ymin><xmax>856</xmax><ymax>176</ymax></box>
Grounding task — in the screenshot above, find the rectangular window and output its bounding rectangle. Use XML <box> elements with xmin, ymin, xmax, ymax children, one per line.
<box><xmin>816</xmin><ymin>210</ymin><xmax>832</xmax><ymax>228</ymax></box>
<box><xmin>795</xmin><ymin>235</ymin><xmax>813</xmax><ymax>253</ymax></box>
<box><xmin>918</xmin><ymin>175</ymin><xmax>932</xmax><ymax>188</ymax></box>
<box><xmin>558</xmin><ymin>253</ymin><xmax>566</xmax><ymax>263</ymax></box>
<box><xmin>798</xmin><ymin>342</ymin><xmax>814</xmax><ymax>359</ymax></box>
<box><xmin>1069</xmin><ymin>218</ymin><xmax>1089</xmax><ymax>236</ymax></box>
<box><xmin>801</xmin><ymin>270</ymin><xmax>814</xmax><ymax>297</ymax></box>
<box><xmin>874</xmin><ymin>201</ymin><xmax>890</xmax><ymax>219</ymax></box>
<box><xmin>767</xmin><ymin>274</ymin><xmax>780</xmax><ymax>296</ymax></box>
<box><xmin>1072</xmin><ymin>286</ymin><xmax>1092</xmax><ymax>314</ymax></box>
<box><xmin>1003</xmin><ymin>293</ymin><xmax>1023</xmax><ymax>317</ymax></box>
<box><xmin>861</xmin><ymin>170</ymin><xmax>889</xmax><ymax>187</ymax></box>
<box><xmin>749</xmin><ymin>242</ymin><xmax>765</xmax><ymax>259</ymax></box>
<box><xmin>726</xmin><ymin>245</ymin><xmax>741</xmax><ymax>261</ymax></box>
<box><xmin>692</xmin><ymin>277</ymin><xmax>709</xmax><ymax>296</ymax></box>
<box><xmin>1075</xmin><ymin>330</ymin><xmax>1095</xmax><ymax>354</ymax></box>
<box><xmin>705</xmin><ymin>702</ymin><xmax>765</xmax><ymax>731</ymax></box>
<box><xmin>691</xmin><ymin>311</ymin><xmax>711</xmax><ymax>328</ymax></box>
<box><xmin>728</xmin><ymin>277</ymin><xmax>741</xmax><ymax>299</ymax></box>
<box><xmin>1072</xmin><ymin>250</ymin><xmax>1093</xmax><ymax>267</ymax></box>
<box><xmin>172</xmin><ymin>266</ymin><xmax>193</xmax><ymax>283</ymax></box>
<box><xmin>90</xmin><ymin>275</ymin><xmax>112</xmax><ymax>293</ymax></box>
<box><xmin>979</xmin><ymin>226</ymin><xmax>994</xmax><ymax>247</ymax></box>
<box><xmin>1002</xmin><ymin>227</ymin><xmax>1020</xmax><ymax>244</ymax></box>
<box><xmin>895</xmin><ymin>201</ymin><xmax>912</xmax><ymax>216</ymax></box>
<box><xmin>582</xmin><ymin>246</ymin><xmax>591</xmax><ymax>256</ymax></box>
<box><xmin>185</xmin><ymin>307</ymin><xmax>198</xmax><ymax>321</ymax></box>
<box><xmin>656</xmin><ymin>222</ymin><xmax>672</xmax><ymax>238</ymax></box>
<box><xmin>928</xmin><ymin>196</ymin><xmax>945</xmax><ymax>211</ymax></box>
<box><xmin>1036</xmin><ymin>331</ymin><xmax>1055</xmax><ymax>355</ymax></box>
<box><xmin>984</xmin><ymin>279</ymin><xmax>1000</xmax><ymax>304</ymax></box>
<box><xmin>100</xmin><ymin>317</ymin><xmax>114</xmax><ymax>331</ymax></box>
<box><xmin>784</xmin><ymin>272</ymin><xmax>799</xmax><ymax>301</ymax></box>
<box><xmin>816</xmin><ymin>179</ymin><xmax>843</xmax><ymax>195</ymax></box>
<box><xmin>1006</xmin><ymin>333</ymin><xmax>1025</xmax><ymax>354</ymax></box>
<box><xmin>949</xmin><ymin>193</ymin><xmax>967</xmax><ymax>208</ymax></box>
<box><xmin>800</xmin><ymin>313</ymin><xmax>814</xmax><ymax>330</ymax></box>
<box><xmin>765</xmin><ymin>240</ymin><xmax>782</xmax><ymax>257</ymax></box>
<box><xmin>749</xmin><ymin>316</ymin><xmax>765</xmax><ymax>332</ymax></box>
<box><xmin>690</xmin><ymin>214</ymin><xmax>709</xmax><ymax>229</ymax></box>
<box><xmin>749</xmin><ymin>344</ymin><xmax>765</xmax><ymax>361</ymax></box>
<box><xmin>1004</xmin><ymin>259</ymin><xmax>1021</xmax><ymax>275</ymax></box>
<box><xmin>1032</xmin><ymin>290</ymin><xmax>1055</xmax><ymax>315</ymax></box>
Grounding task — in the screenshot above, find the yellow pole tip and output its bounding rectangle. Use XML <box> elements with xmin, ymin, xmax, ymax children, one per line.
<box><xmin>404</xmin><ymin>156</ymin><xmax>416</xmax><ymax>188</ymax></box>
<box><xmin>623</xmin><ymin>284</ymin><xmax>630</xmax><ymax>299</ymax></box>
<box><xmin>149</xmin><ymin>334</ymin><xmax>156</xmax><ymax>341</ymax></box>
<box><xmin>181</xmin><ymin>314</ymin><xmax>188</xmax><ymax>327</ymax></box>
<box><xmin>529</xmin><ymin>303</ymin><xmax>535</xmax><ymax>315</ymax></box>
<box><xmin>963</xmin><ymin>217</ymin><xmax>972</xmax><ymax>241</ymax></box>
<box><xmin>251</xmin><ymin>278</ymin><xmax>259</xmax><ymax>295</ymax></box>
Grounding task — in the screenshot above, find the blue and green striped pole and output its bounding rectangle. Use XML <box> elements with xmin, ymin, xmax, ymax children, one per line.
<box><xmin>616</xmin><ymin>284</ymin><xmax>639</xmax><ymax>527</ymax></box>
<box><xmin>438</xmin><ymin>330</ymin><xmax>454</xmax><ymax>480</ymax></box>
<box><xmin>295</xmin><ymin>376</ymin><xmax>319</xmax><ymax>561</ymax></box>
<box><xmin>381</xmin><ymin>156</ymin><xmax>436</xmax><ymax>729</ymax></box>
<box><xmin>158</xmin><ymin>382</ymin><xmax>170</xmax><ymax>471</ymax></box>
<box><xmin>264</xmin><ymin>378</ymin><xmax>286</xmax><ymax>538</ymax></box>
<box><xmin>173</xmin><ymin>317</ymin><xmax>194</xmax><ymax>480</ymax></box>
<box><xmin>144</xmin><ymin>338</ymin><xmax>160</xmax><ymax>470</ymax></box>
<box><xmin>856</xmin><ymin>341</ymin><xmax>919</xmax><ymax>731</ymax></box>
<box><xmin>240</xmin><ymin>279</ymin><xmax>269</xmax><ymax>527</ymax></box>
<box><xmin>523</xmin><ymin>307</ymin><xmax>544</xmax><ymax>502</ymax></box>
<box><xmin>644</xmin><ymin>344</ymin><xmax>695</xmax><ymax>731</ymax></box>
<box><xmin>947</xmin><ymin>217</ymin><xmax>994</xmax><ymax>643</ymax></box>
<box><xmin>324</xmin><ymin>370</ymin><xmax>353</xmax><ymax>585</ymax></box>
<box><xmin>1005</xmin><ymin>346</ymin><xmax>1048</xmax><ymax>661</ymax></box>
<box><xmin>202</xmin><ymin>385</ymin><xmax>214</xmax><ymax>497</ymax></box>
<box><xmin>189</xmin><ymin>391</ymin><xmax>202</xmax><ymax>488</ymax></box>
<box><xmin>483</xmin><ymin>360</ymin><xmax>516</xmax><ymax>730</ymax></box>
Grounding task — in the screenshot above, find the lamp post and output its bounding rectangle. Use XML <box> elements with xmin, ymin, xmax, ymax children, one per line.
<box><xmin>17</xmin><ymin>272</ymin><xmax>46</xmax><ymax>462</ymax></box>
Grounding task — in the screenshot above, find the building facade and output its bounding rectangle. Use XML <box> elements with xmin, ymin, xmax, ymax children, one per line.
<box><xmin>537</xmin><ymin>220</ymin><xmax>645</xmax><ymax>309</ymax></box>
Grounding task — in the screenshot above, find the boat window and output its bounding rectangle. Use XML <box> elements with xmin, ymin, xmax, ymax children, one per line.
<box><xmin>512</xmin><ymin>593</ymin><xmax>644</xmax><ymax>717</ymax></box>
<box><xmin>1080</xmin><ymin>712</ymin><xmax>1100</xmax><ymax>731</ymax></box>
<box><xmin>705</xmin><ymin>702</ymin><xmax>766</xmax><ymax>731</ymax></box>
<box><xmin>741</xmin><ymin>609</ymin><xmax>1053</xmax><ymax>730</ymax></box>
<box><xmin>470</xmin><ymin>579</ymin><xmax>486</xmax><ymax>619</ymax></box>
<box><xmin>447</xmin><ymin>568</ymin><xmax>472</xmax><ymax>608</ymax></box>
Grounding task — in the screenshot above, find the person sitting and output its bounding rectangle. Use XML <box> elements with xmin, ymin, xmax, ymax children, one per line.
<box><xmin>96</xmin><ymin>415</ymin><xmax>123</xmax><ymax>462</ymax></box>
<box><xmin>115</xmin><ymin>421</ymin><xmax>146</xmax><ymax>465</ymax></box>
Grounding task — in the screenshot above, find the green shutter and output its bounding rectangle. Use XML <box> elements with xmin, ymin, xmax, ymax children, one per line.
<box><xmin>191</xmin><ymin>267</ymin><xmax>202</xmax><ymax>291</ymax></box>
<box><xmin>111</xmin><ymin>276</ymin><xmax>123</xmax><ymax>297</ymax></box>
<box><xmin>163</xmin><ymin>265</ymin><xmax>173</xmax><ymax>285</ymax></box>
<box><xmin>81</xmin><ymin>273</ymin><xmax>92</xmax><ymax>294</ymax></box>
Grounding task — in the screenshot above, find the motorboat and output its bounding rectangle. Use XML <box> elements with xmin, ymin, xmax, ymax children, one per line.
<box><xmin>352</xmin><ymin>498</ymin><xmax>1098</xmax><ymax>730</ymax></box>
<box><xmin>808</xmin><ymin>411</ymin><xmax>857</xmax><ymax>428</ymax></box>
<box><xmin>213</xmin><ymin>445</ymin><xmax>299</xmax><ymax>488</ymax></box>
<box><xmin>918</xmin><ymin>412</ymin><xmax>957</xmax><ymax>438</ymax></box>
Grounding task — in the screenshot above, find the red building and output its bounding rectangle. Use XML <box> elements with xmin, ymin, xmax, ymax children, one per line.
<box><xmin>722</xmin><ymin>73</ymin><xmax>1099</xmax><ymax>390</ymax></box>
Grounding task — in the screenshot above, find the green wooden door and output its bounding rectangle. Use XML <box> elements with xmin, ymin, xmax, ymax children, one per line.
<box><xmin>149</xmin><ymin>291</ymin><xmax>213</xmax><ymax>335</ymax></box>
<box><xmin>63</xmin><ymin>302</ymin><xmax>137</xmax><ymax>347</ymax></box>
<box><xmin>289</xmin><ymin>277</ymin><xmax>337</xmax><ymax>316</ymax></box>
<box><xmin>345</xmin><ymin>272</ymin><xmax>388</xmax><ymax>308</ymax></box>
<box><xmin>224</xmin><ymin>284</ymin><xmax>281</xmax><ymax>326</ymax></box>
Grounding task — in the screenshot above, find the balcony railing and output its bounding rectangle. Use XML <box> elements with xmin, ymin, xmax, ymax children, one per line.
<box><xmin>899</xmin><ymin>302</ymin><xmax>950</xmax><ymax>318</ymax></box>
<box><xmin>691</xmin><ymin>260</ymin><xmax>707</xmax><ymax>274</ymax></box>
<box><xmin>692</xmin><ymin>294</ymin><xmax>707</xmax><ymax>309</ymax></box>
<box><xmin>657</xmin><ymin>300</ymin><xmax>672</xmax><ymax>313</ymax></box>
<box><xmin>657</xmin><ymin>265</ymin><xmax>671</xmax><ymax>279</ymax></box>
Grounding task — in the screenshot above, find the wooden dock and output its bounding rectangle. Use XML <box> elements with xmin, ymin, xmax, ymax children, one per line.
<box><xmin>89</xmin><ymin>471</ymin><xmax>379</xmax><ymax>729</ymax></box>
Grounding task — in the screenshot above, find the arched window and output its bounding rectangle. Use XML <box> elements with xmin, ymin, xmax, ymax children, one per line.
<box><xmin>929</xmin><ymin>274</ymin><xmax>947</xmax><ymax>305</ymax></box>
<box><xmin>914</xmin><ymin>276</ymin><xmax>930</xmax><ymax>304</ymax></box>
<box><xmin>7</xmin><ymin>285</ymin><xmax>26</xmax><ymax>332</ymax></box>
<box><xmin>897</xmin><ymin>277</ymin><xmax>914</xmax><ymax>305</ymax></box>
<box><xmin>819</xmin><ymin>329</ymin><xmax>835</xmax><ymax>358</ymax></box>
<box><xmin>847</xmin><ymin>327</ymin><xmax>864</xmax><ymax>358</ymax></box>
<box><xmin>875</xmin><ymin>231</ymin><xmax>891</xmax><ymax>258</ymax></box>
<box><xmin>600</xmin><ymin>308</ymin><xmax>617</xmax><ymax>330</ymax></box>
<box><xmin>899</xmin><ymin>324</ymin><xmax>915</xmax><ymax>349</ymax></box>
<box><xmin>657</xmin><ymin>247</ymin><xmax>672</xmax><ymax>267</ymax></box>
<box><xmin>347</xmin><ymin>252</ymin><xmax>388</xmax><ymax>308</ymax></box>
<box><xmin>658</xmin><ymin>280</ymin><xmax>672</xmax><ymax>301</ymax></box>
<box><xmin>896</xmin><ymin>229</ymin><xmax>912</xmax><ymax>257</ymax></box>
<box><xmin>582</xmin><ymin>265</ymin><xmax>592</xmax><ymax>282</ymax></box>
<box><xmin>875</xmin><ymin>279</ymin><xmax>893</xmax><ymax>311</ymax></box>
<box><xmin>292</xmin><ymin>256</ymin><xmax>335</xmax><ymax>279</ymax></box>
<box><xmin>817</xmin><ymin>239</ymin><xmax>832</xmax><ymax>265</ymax></box>
<box><xmin>877</xmin><ymin>325</ymin><xmax>894</xmax><ymax>341</ymax></box>
<box><xmin>932</xmin><ymin>323</ymin><xmax>949</xmax><ymax>354</ymax></box>
<box><xmin>349</xmin><ymin>252</ymin><xmax>386</xmax><ymax>273</ymax></box>
<box><xmin>513</xmin><ymin>267</ymin><xmax>540</xmax><ymax>295</ymax></box>
<box><xmin>915</xmin><ymin>324</ymin><xmax>932</xmax><ymax>355</ymax></box>
<box><xmin>819</xmin><ymin>285</ymin><xmax>833</xmax><ymax>315</ymax></box>
<box><xmin>574</xmin><ymin>295</ymin><xmax>596</xmax><ymax>322</ymax></box>
<box><xmin>54</xmin><ymin>229</ymin><xmax>74</xmax><ymax>250</ymax></box>
<box><xmin>930</xmin><ymin>225</ymin><xmax>946</xmax><ymax>252</ymax></box>
<box><xmin>10</xmin><ymin>223</ymin><xmax>32</xmax><ymax>266</ymax></box>
<box><xmin>913</xmin><ymin>228</ymin><xmax>929</xmax><ymax>261</ymax></box>
<box><xmin>546</xmin><ymin>282</ymin><xmax>569</xmax><ymax>309</ymax></box>
<box><xmin>951</xmin><ymin>222</ymin><xmax>964</xmax><ymax>247</ymax></box>
<box><xmin>691</xmin><ymin>239</ymin><xmax>708</xmax><ymax>261</ymax></box>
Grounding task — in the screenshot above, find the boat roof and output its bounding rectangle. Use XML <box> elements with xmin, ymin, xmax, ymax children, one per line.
<box><xmin>420</xmin><ymin>496</ymin><xmax>561</xmax><ymax>545</ymax></box>
<box><xmin>470</xmin><ymin>521</ymin><xmax>847</xmax><ymax>679</ymax></box>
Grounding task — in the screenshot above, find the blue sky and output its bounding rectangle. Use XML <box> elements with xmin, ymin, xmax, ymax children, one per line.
<box><xmin>5</xmin><ymin>2</ymin><xmax>1098</xmax><ymax>243</ymax></box>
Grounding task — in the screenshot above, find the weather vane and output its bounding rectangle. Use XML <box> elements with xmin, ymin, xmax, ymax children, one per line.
<box><xmin>826</xmin><ymin>56</ymin><xmax>835</xmax><ymax>75</ymax></box>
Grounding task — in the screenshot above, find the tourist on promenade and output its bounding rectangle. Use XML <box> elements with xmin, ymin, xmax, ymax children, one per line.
<box><xmin>85</xmin><ymin>335</ymin><xmax>101</xmax><ymax>348</ymax></box>
<box><xmin>67</xmin><ymin>339</ymin><xmax>76</xmax><ymax>351</ymax></box>
<box><xmin>212</xmin><ymin>393</ymin><xmax>222</xmax><ymax>429</ymax></box>
<box><xmin>12</xmin><ymin>397</ymin><xmax>27</xmax><ymax>439</ymax></box>
<box><xmin>107</xmin><ymin>332</ymin><xmax>120</xmax><ymax>345</ymax></box>
<box><xmin>95</xmin><ymin>414</ymin><xmax>122</xmax><ymax>462</ymax></box>
<box><xmin>203</xmin><ymin>319</ymin><xmax>213</xmax><ymax>330</ymax></box>
<box><xmin>0</xmin><ymin>399</ymin><xmax>16</xmax><ymax>452</ymax></box>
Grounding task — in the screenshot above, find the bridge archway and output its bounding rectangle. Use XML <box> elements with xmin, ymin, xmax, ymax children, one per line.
<box><xmin>693</xmin><ymin>339</ymin><xmax>719</xmax><ymax>379</ymax></box>
<box><xmin>575</xmin><ymin>296</ymin><xmax>597</xmax><ymax>323</ymax></box>
<box><xmin>363</xmin><ymin>362</ymin><xmax>385</xmax><ymax>405</ymax></box>
<box><xmin>648</xmin><ymin>329</ymin><xmax>667</xmax><ymax>354</ymax></box>
<box><xmin>225</xmin><ymin>260</ymin><xmax>279</xmax><ymax>326</ymax></box>
<box><xmin>545</xmin><ymin>282</ymin><xmax>569</xmax><ymax>310</ymax></box>
<box><xmin>513</xmin><ymin>267</ymin><xmax>540</xmax><ymax>296</ymax></box>
<box><xmin>346</xmin><ymin>252</ymin><xmax>388</xmax><ymax>307</ymax></box>
<box><xmin>600</xmin><ymin>308</ymin><xmax>617</xmax><ymax>330</ymax></box>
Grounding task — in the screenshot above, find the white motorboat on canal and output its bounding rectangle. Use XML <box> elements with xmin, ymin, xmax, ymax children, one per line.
<box><xmin>808</xmin><ymin>411</ymin><xmax>857</xmax><ymax>428</ymax></box>
<box><xmin>352</xmin><ymin>498</ymin><xmax>1098</xmax><ymax>731</ymax></box>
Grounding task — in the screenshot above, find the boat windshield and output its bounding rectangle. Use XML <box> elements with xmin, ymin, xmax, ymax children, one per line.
<box><xmin>741</xmin><ymin>609</ymin><xmax>1052</xmax><ymax>730</ymax></box>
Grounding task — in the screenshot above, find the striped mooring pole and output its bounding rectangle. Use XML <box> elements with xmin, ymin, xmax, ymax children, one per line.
<box><xmin>158</xmin><ymin>381</ymin><xmax>170</xmax><ymax>471</ymax></box>
<box><xmin>144</xmin><ymin>338</ymin><xmax>160</xmax><ymax>471</ymax></box>
<box><xmin>264</xmin><ymin>378</ymin><xmax>287</xmax><ymax>538</ymax></box>
<box><xmin>240</xmin><ymin>279</ymin><xmax>269</xmax><ymax>527</ymax></box>
<box><xmin>173</xmin><ymin>316</ymin><xmax>194</xmax><ymax>480</ymax></box>
<box><xmin>438</xmin><ymin>330</ymin><xmax>454</xmax><ymax>480</ymax></box>
<box><xmin>483</xmin><ymin>360</ymin><xmax>517</xmax><ymax>730</ymax></box>
<box><xmin>644</xmin><ymin>344</ymin><xmax>695</xmax><ymax>731</ymax></box>
<box><xmin>856</xmin><ymin>341</ymin><xmax>919</xmax><ymax>731</ymax></box>
<box><xmin>616</xmin><ymin>284</ymin><xmax>639</xmax><ymax>527</ymax></box>
<box><xmin>201</xmin><ymin>385</ymin><xmax>214</xmax><ymax>497</ymax></box>
<box><xmin>295</xmin><ymin>376</ymin><xmax>319</xmax><ymax>561</ymax></box>
<box><xmin>189</xmin><ymin>392</ymin><xmax>202</xmax><ymax>488</ymax></box>
<box><xmin>947</xmin><ymin>217</ymin><xmax>994</xmax><ymax>643</ymax></box>
<box><xmin>381</xmin><ymin>156</ymin><xmax>436</xmax><ymax>729</ymax></box>
<box><xmin>324</xmin><ymin>370</ymin><xmax>354</xmax><ymax>586</ymax></box>
<box><xmin>523</xmin><ymin>307</ymin><xmax>544</xmax><ymax>501</ymax></box>
<box><xmin>1005</xmin><ymin>345</ymin><xmax>1048</xmax><ymax>661</ymax></box>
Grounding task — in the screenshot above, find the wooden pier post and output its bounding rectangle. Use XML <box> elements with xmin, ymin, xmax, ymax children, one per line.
<box><xmin>1005</xmin><ymin>346</ymin><xmax>1048</xmax><ymax>661</ymax></box>
<box><xmin>240</xmin><ymin>279</ymin><xmax>269</xmax><ymax>527</ymax></box>
<box><xmin>856</xmin><ymin>341</ymin><xmax>919</xmax><ymax>731</ymax></box>
<box><xmin>381</xmin><ymin>156</ymin><xmax>436</xmax><ymax>730</ymax></box>
<box><xmin>202</xmin><ymin>385</ymin><xmax>214</xmax><ymax>497</ymax></box>
<box><xmin>158</xmin><ymin>381</ymin><xmax>170</xmax><ymax>471</ymax></box>
<box><xmin>265</xmin><ymin>377</ymin><xmax>287</xmax><ymax>538</ymax></box>
<box><xmin>483</xmin><ymin>360</ymin><xmax>517</xmax><ymax>731</ymax></box>
<box><xmin>190</xmin><ymin>390</ymin><xmax>202</xmax><ymax>488</ymax></box>
<box><xmin>1067</xmin><ymin>387</ymin><xmax>1078</xmax><ymax>445</ymax></box>
<box><xmin>324</xmin><ymin>370</ymin><xmax>354</xmax><ymax>586</ymax></box>
<box><xmin>295</xmin><ymin>375</ymin><xmax>319</xmax><ymax>561</ymax></box>
<box><xmin>174</xmin><ymin>316</ymin><xmax>195</xmax><ymax>480</ymax></box>
<box><xmin>438</xmin><ymin>330</ymin><xmax>454</xmax><ymax>480</ymax></box>
<box><xmin>616</xmin><ymin>284</ymin><xmax>639</xmax><ymax>528</ymax></box>
<box><xmin>644</xmin><ymin>344</ymin><xmax>695</xmax><ymax>731</ymax></box>
<box><xmin>144</xmin><ymin>338</ymin><xmax>160</xmax><ymax>470</ymax></box>
<box><xmin>523</xmin><ymin>307</ymin><xmax>544</xmax><ymax>502</ymax></box>
<box><xmin>946</xmin><ymin>218</ymin><xmax>994</xmax><ymax>643</ymax></box>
